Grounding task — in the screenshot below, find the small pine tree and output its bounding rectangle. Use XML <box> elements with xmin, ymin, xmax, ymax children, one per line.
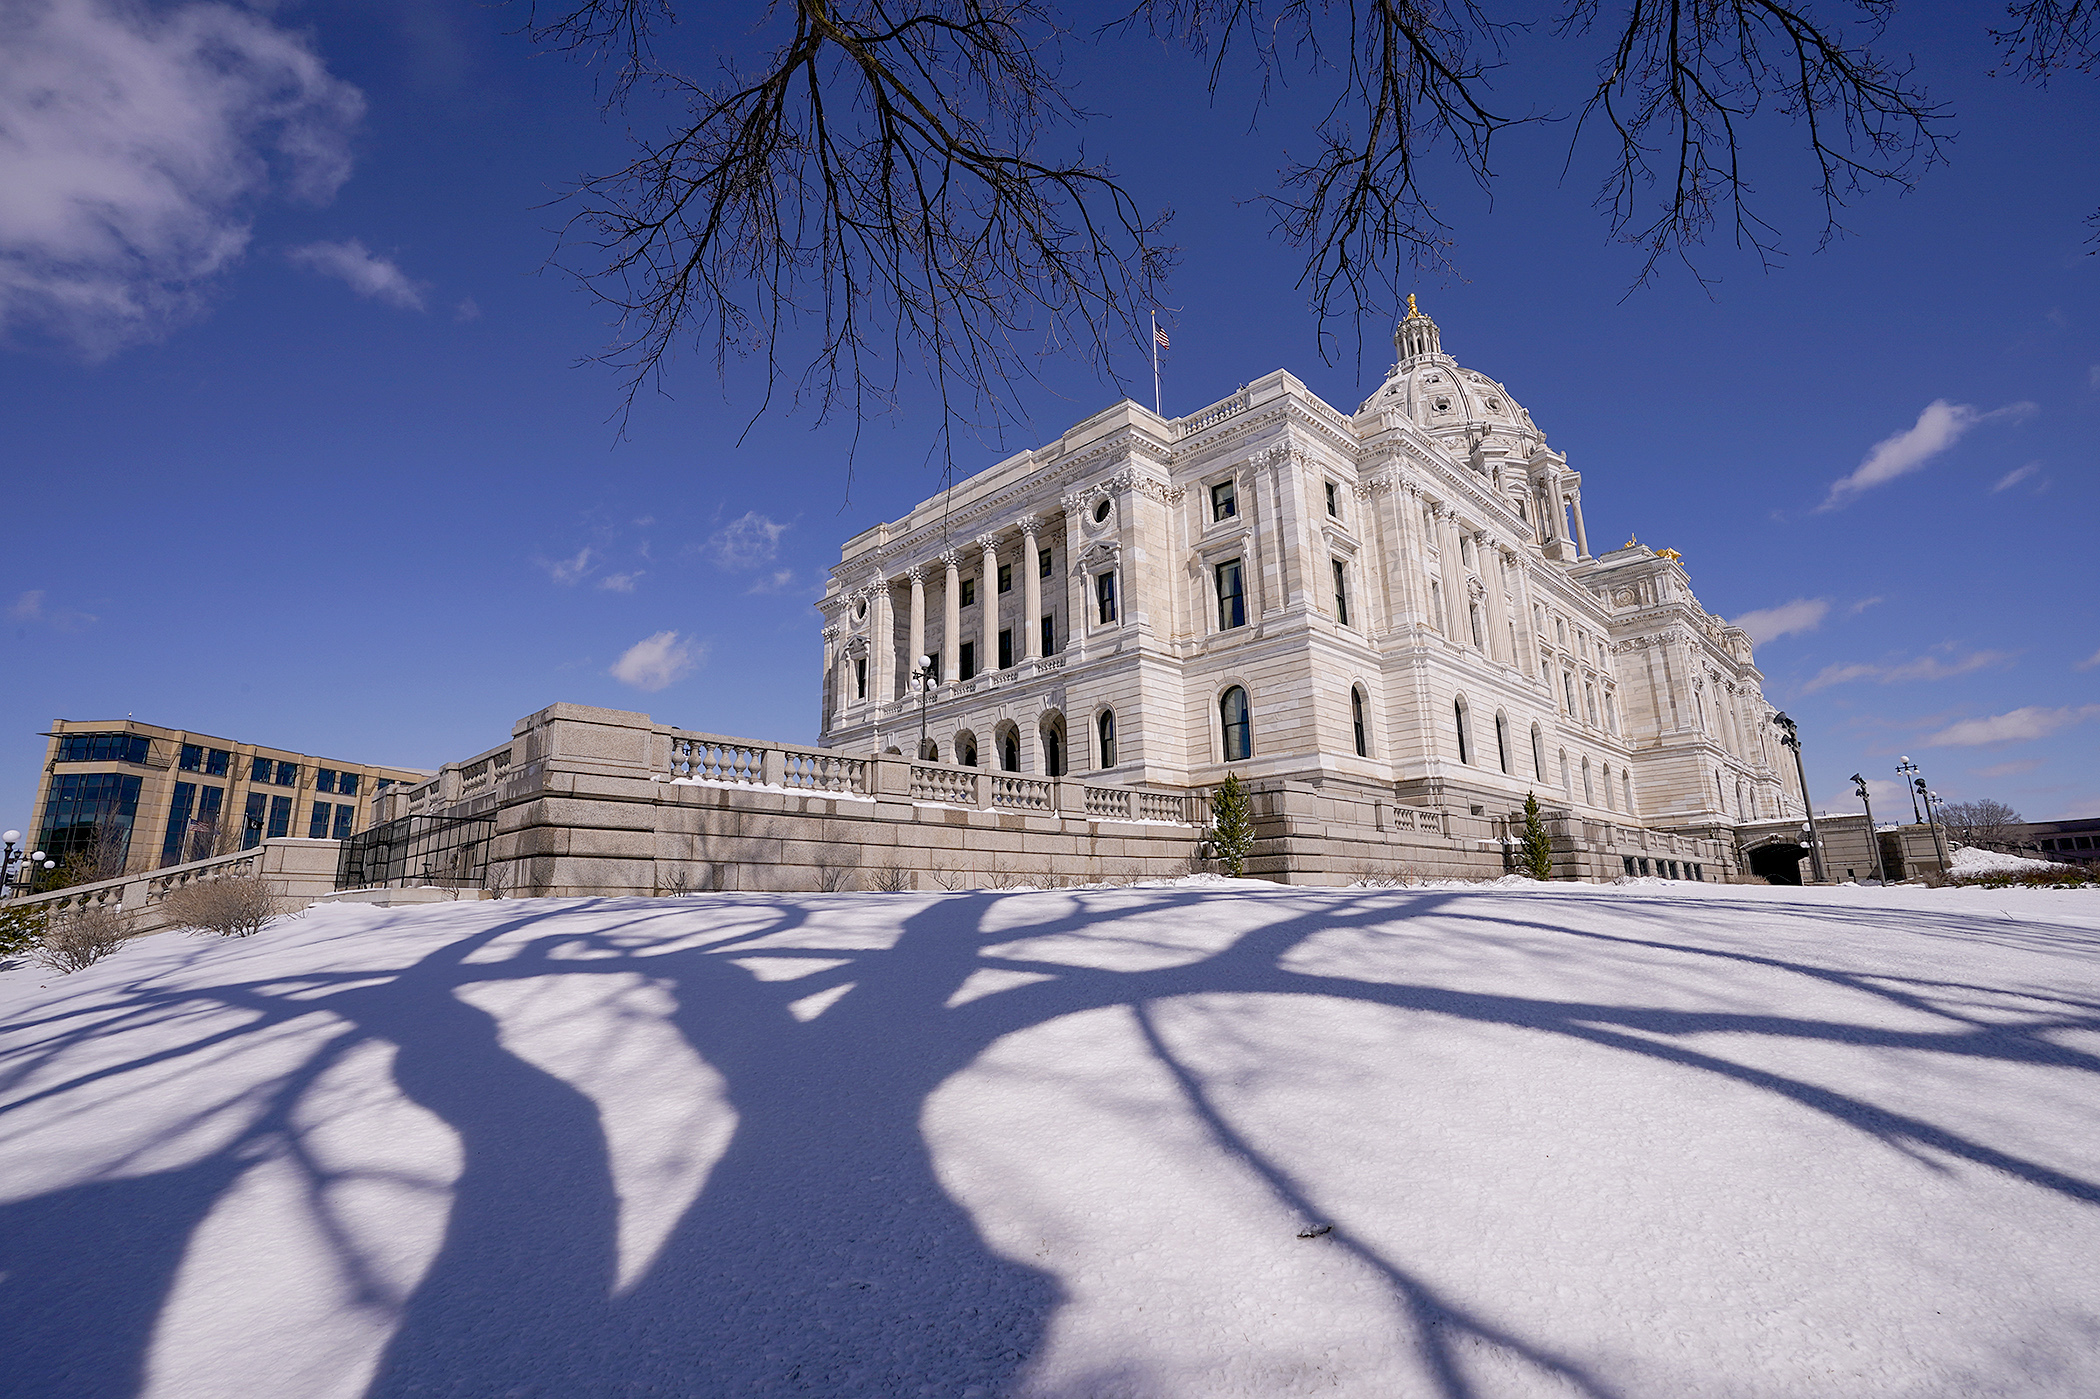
<box><xmin>1519</xmin><ymin>792</ymin><xmax>1554</xmax><ymax>881</ymax></box>
<box><xmin>1210</xmin><ymin>772</ymin><xmax>1254</xmax><ymax>877</ymax></box>
<box><xmin>0</xmin><ymin>904</ymin><xmax>48</xmax><ymax>960</ymax></box>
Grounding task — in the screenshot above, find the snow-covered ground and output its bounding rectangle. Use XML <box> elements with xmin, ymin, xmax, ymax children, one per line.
<box><xmin>4</xmin><ymin>879</ymin><xmax>2099</xmax><ymax>1398</ymax></box>
<box><xmin>1950</xmin><ymin>843</ymin><xmax>2076</xmax><ymax>876</ymax></box>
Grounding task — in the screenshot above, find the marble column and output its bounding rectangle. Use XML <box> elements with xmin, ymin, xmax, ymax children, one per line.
<box><xmin>907</xmin><ymin>567</ymin><xmax>926</xmax><ymax>678</ymax></box>
<box><xmin>1435</xmin><ymin>508</ymin><xmax>1467</xmax><ymax>643</ymax></box>
<box><xmin>1570</xmin><ymin>492</ymin><xmax>1590</xmax><ymax>557</ymax></box>
<box><xmin>869</xmin><ymin>577</ymin><xmax>896</xmax><ymax>701</ymax></box>
<box><xmin>1480</xmin><ymin>535</ymin><xmax>1513</xmax><ymax>665</ymax></box>
<box><xmin>978</xmin><ymin>535</ymin><xmax>1000</xmax><ymax>673</ymax></box>
<box><xmin>1020</xmin><ymin>517</ymin><xmax>1042</xmax><ymax>658</ymax></box>
<box><xmin>940</xmin><ymin>550</ymin><xmax>962</xmax><ymax>684</ymax></box>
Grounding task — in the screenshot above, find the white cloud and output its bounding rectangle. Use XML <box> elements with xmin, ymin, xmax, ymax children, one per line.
<box><xmin>1801</xmin><ymin>649</ymin><xmax>2017</xmax><ymax>693</ymax></box>
<box><xmin>453</xmin><ymin>297</ymin><xmax>480</xmax><ymax>322</ymax></box>
<box><xmin>746</xmin><ymin>569</ymin><xmax>796</xmax><ymax>595</ymax></box>
<box><xmin>1990</xmin><ymin>462</ymin><xmax>2041</xmax><ymax>493</ymax></box>
<box><xmin>1848</xmin><ymin>597</ymin><xmax>1884</xmax><ymax>615</ymax></box>
<box><xmin>1818</xmin><ymin>400</ymin><xmax>2037</xmax><ymax>511</ymax></box>
<box><xmin>2076</xmin><ymin>647</ymin><xmax>2100</xmax><ymax>672</ymax></box>
<box><xmin>0</xmin><ymin>0</ymin><xmax>362</xmax><ymax>356</ymax></box>
<box><xmin>597</xmin><ymin>571</ymin><xmax>643</xmax><ymax>593</ymax></box>
<box><xmin>542</xmin><ymin>547</ymin><xmax>596</xmax><ymax>585</ymax></box>
<box><xmin>286</xmin><ymin>238</ymin><xmax>424</xmax><ymax>310</ymax></box>
<box><xmin>706</xmin><ymin>512</ymin><xmax>789</xmax><ymax>570</ymax></box>
<box><xmin>1729</xmin><ymin>597</ymin><xmax>1829</xmax><ymax>644</ymax></box>
<box><xmin>1920</xmin><ymin>705</ymin><xmax>2100</xmax><ymax>748</ymax></box>
<box><xmin>1974</xmin><ymin>759</ymin><xmax>2040</xmax><ymax>779</ymax></box>
<box><xmin>1821</xmin><ymin>776</ymin><xmax>1908</xmax><ymax>813</ymax></box>
<box><xmin>8</xmin><ymin>587</ymin><xmax>96</xmax><ymax>629</ymax></box>
<box><xmin>611</xmin><ymin>631</ymin><xmax>700</xmax><ymax>691</ymax></box>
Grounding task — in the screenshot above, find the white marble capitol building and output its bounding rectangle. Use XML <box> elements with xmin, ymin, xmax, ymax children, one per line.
<box><xmin>818</xmin><ymin>301</ymin><xmax>1805</xmax><ymax>839</ymax></box>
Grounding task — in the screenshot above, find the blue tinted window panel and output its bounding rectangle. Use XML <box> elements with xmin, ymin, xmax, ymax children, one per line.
<box><xmin>243</xmin><ymin>793</ymin><xmax>268</xmax><ymax>849</ymax></box>
<box><xmin>163</xmin><ymin>782</ymin><xmax>199</xmax><ymax>863</ymax></box>
<box><xmin>309</xmin><ymin>802</ymin><xmax>332</xmax><ymax>839</ymax></box>
<box><xmin>316</xmin><ymin>768</ymin><xmax>338</xmax><ymax>793</ymax></box>
<box><xmin>252</xmin><ymin>757</ymin><xmax>272</xmax><ymax>782</ymax></box>
<box><xmin>337</xmin><ymin>773</ymin><xmax>359</xmax><ymax>796</ymax></box>
<box><xmin>268</xmin><ymin>796</ymin><xmax>293</xmax><ymax>839</ymax></box>
<box><xmin>55</xmin><ymin>733</ymin><xmax>151</xmax><ymax>764</ymax></box>
<box><xmin>206</xmin><ymin>749</ymin><xmax>230</xmax><ymax>776</ymax></box>
<box><xmin>333</xmin><ymin>805</ymin><xmax>354</xmax><ymax>840</ymax></box>
<box><xmin>37</xmin><ymin>772</ymin><xmax>144</xmax><ymax>862</ymax></box>
<box><xmin>180</xmin><ymin>745</ymin><xmax>203</xmax><ymax>772</ymax></box>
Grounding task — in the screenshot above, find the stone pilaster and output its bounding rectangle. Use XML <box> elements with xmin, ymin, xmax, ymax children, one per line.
<box><xmin>939</xmin><ymin>550</ymin><xmax>962</xmax><ymax>684</ymax></box>
<box><xmin>977</xmin><ymin>534</ymin><xmax>1000</xmax><ymax>674</ymax></box>
<box><xmin>1018</xmin><ymin>515</ymin><xmax>1042</xmax><ymax>659</ymax></box>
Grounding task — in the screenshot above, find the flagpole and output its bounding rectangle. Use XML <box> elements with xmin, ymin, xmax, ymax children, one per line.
<box><xmin>1150</xmin><ymin>309</ymin><xmax>1161</xmax><ymax>416</ymax></box>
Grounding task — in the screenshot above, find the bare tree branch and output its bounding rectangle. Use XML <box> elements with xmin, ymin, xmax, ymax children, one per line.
<box><xmin>1990</xmin><ymin>0</ymin><xmax>2098</xmax><ymax>82</ymax></box>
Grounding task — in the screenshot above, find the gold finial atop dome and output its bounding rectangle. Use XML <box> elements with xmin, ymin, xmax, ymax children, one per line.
<box><xmin>1396</xmin><ymin>295</ymin><xmax>1440</xmax><ymax>359</ymax></box>
<box><xmin>1624</xmin><ymin>534</ymin><xmax>1638</xmax><ymax>549</ymax></box>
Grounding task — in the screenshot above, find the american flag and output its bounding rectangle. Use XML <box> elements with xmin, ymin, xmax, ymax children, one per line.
<box><xmin>1154</xmin><ymin>325</ymin><xmax>1170</xmax><ymax>349</ymax></box>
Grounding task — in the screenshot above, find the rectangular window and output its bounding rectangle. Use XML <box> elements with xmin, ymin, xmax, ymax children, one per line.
<box><xmin>997</xmin><ymin>563</ymin><xmax>1012</xmax><ymax>594</ymax></box>
<box><xmin>1331</xmin><ymin>559</ymin><xmax>1350</xmax><ymax>627</ymax></box>
<box><xmin>316</xmin><ymin>768</ymin><xmax>338</xmax><ymax>793</ymax></box>
<box><xmin>268</xmin><ymin>795</ymin><xmax>293</xmax><ymax>839</ymax></box>
<box><xmin>162</xmin><ymin>782</ymin><xmax>198</xmax><ymax>864</ymax></box>
<box><xmin>854</xmin><ymin>657</ymin><xmax>868</xmax><ymax>698</ymax></box>
<box><xmin>205</xmin><ymin>748</ymin><xmax>230</xmax><ymax>776</ymax></box>
<box><xmin>274</xmin><ymin>761</ymin><xmax>298</xmax><ymax>787</ymax></box>
<box><xmin>960</xmin><ymin>641</ymin><xmax>977</xmax><ymax>680</ymax></box>
<box><xmin>251</xmin><ymin>756</ymin><xmax>271</xmax><ymax>782</ymax></box>
<box><xmin>1215</xmin><ymin>558</ymin><xmax>1246</xmax><ymax>630</ymax></box>
<box><xmin>1041</xmin><ymin>616</ymin><xmax>1056</xmax><ymax>656</ymax></box>
<box><xmin>243</xmin><ymin>792</ymin><xmax>268</xmax><ymax>850</ymax></box>
<box><xmin>1210</xmin><ymin>480</ymin><xmax>1237</xmax><ymax>522</ymax></box>
<box><xmin>309</xmin><ymin>802</ymin><xmax>332</xmax><ymax>839</ymax></box>
<box><xmin>998</xmin><ymin>628</ymin><xmax>1013</xmax><ymax>670</ymax></box>
<box><xmin>54</xmin><ymin>733</ymin><xmax>152</xmax><ymax>765</ymax></box>
<box><xmin>180</xmin><ymin>744</ymin><xmax>203</xmax><ymax>772</ymax></box>
<box><xmin>337</xmin><ymin>772</ymin><xmax>359</xmax><ymax>797</ymax></box>
<box><xmin>1325</xmin><ymin>481</ymin><xmax>1340</xmax><ymax>518</ymax></box>
<box><xmin>190</xmin><ymin>785</ymin><xmax>223</xmax><ymax>860</ymax></box>
<box><xmin>1095</xmin><ymin>571</ymin><xmax>1117</xmax><ymax>623</ymax></box>
<box><xmin>333</xmin><ymin>804</ymin><xmax>354</xmax><ymax>840</ymax></box>
<box><xmin>1038</xmin><ymin>548</ymin><xmax>1052</xmax><ymax>578</ymax></box>
<box><xmin>961</xmin><ymin>576</ymin><xmax>976</xmax><ymax>607</ymax></box>
<box><xmin>36</xmin><ymin>771</ymin><xmax>144</xmax><ymax>866</ymax></box>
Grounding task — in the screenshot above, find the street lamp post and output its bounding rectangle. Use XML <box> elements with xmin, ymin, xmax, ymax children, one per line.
<box><xmin>3</xmin><ymin>833</ymin><xmax>51</xmax><ymax>900</ymax></box>
<box><xmin>1852</xmin><ymin>774</ymin><xmax>1889</xmax><ymax>884</ymax></box>
<box><xmin>1</xmin><ymin>831</ymin><xmax>20</xmax><ymax>899</ymax></box>
<box><xmin>1922</xmin><ymin>786</ymin><xmax>1951</xmax><ymax>872</ymax></box>
<box><xmin>909</xmin><ymin>654</ymin><xmax>936</xmax><ymax>760</ymax></box>
<box><xmin>1896</xmin><ymin>757</ymin><xmax>1923</xmax><ymax>823</ymax></box>
<box><xmin>1773</xmin><ymin>713</ymin><xmax>1825</xmax><ymax>883</ymax></box>
<box><xmin>1898</xmin><ymin>756</ymin><xmax>1950</xmax><ymax>873</ymax></box>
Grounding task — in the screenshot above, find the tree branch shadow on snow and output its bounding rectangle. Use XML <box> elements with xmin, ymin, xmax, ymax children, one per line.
<box><xmin>2</xmin><ymin>887</ymin><xmax>2098</xmax><ymax>1398</ymax></box>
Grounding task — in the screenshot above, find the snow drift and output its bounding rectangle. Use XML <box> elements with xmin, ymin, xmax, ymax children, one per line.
<box><xmin>4</xmin><ymin>879</ymin><xmax>2099</xmax><ymax>1397</ymax></box>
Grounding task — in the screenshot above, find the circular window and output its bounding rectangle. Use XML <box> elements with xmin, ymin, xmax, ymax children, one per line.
<box><xmin>1486</xmin><ymin>398</ymin><xmax>1502</xmax><ymax>411</ymax></box>
<box><xmin>1093</xmin><ymin>499</ymin><xmax>1111</xmax><ymax>523</ymax></box>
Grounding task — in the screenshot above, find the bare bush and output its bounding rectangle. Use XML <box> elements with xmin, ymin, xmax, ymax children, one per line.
<box><xmin>929</xmin><ymin>862</ymin><xmax>966</xmax><ymax>892</ymax></box>
<box><xmin>485</xmin><ymin>861</ymin><xmax>519</xmax><ymax>899</ymax></box>
<box><xmin>812</xmin><ymin>847</ymin><xmax>857</xmax><ymax>893</ymax></box>
<box><xmin>160</xmin><ymin>875</ymin><xmax>289</xmax><ymax>938</ymax></box>
<box><xmin>655</xmin><ymin>862</ymin><xmax>691</xmax><ymax>898</ymax></box>
<box><xmin>871</xmin><ymin>863</ymin><xmax>913</xmax><ymax>893</ymax></box>
<box><xmin>34</xmin><ymin>903</ymin><xmax>131</xmax><ymax>973</ymax></box>
<box><xmin>983</xmin><ymin>857</ymin><xmax>1021</xmax><ymax>890</ymax></box>
<box><xmin>1350</xmin><ymin>862</ymin><xmax>1419</xmax><ymax>888</ymax></box>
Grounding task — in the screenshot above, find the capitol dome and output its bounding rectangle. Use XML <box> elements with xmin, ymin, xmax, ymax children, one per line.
<box><xmin>1356</xmin><ymin>297</ymin><xmax>1539</xmax><ymax>441</ymax></box>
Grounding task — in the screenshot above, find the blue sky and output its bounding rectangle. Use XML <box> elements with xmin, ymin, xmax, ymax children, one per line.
<box><xmin>2</xmin><ymin>0</ymin><xmax>2095</xmax><ymax>832</ymax></box>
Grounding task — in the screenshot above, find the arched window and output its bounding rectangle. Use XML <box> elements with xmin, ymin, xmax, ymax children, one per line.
<box><xmin>1002</xmin><ymin>728</ymin><xmax>1021</xmax><ymax>772</ymax></box>
<box><xmin>1495</xmin><ymin>711</ymin><xmax>1511</xmax><ymax>774</ymax></box>
<box><xmin>1530</xmin><ymin>723</ymin><xmax>1545</xmax><ymax>782</ymax></box>
<box><xmin>1454</xmin><ymin>697</ymin><xmax>1472</xmax><ymax>764</ymax></box>
<box><xmin>1041</xmin><ymin>715</ymin><xmax>1066</xmax><ymax>777</ymax></box>
<box><xmin>1622</xmin><ymin>771</ymin><xmax>1635</xmax><ymax>815</ymax></box>
<box><xmin>919</xmin><ymin>737</ymin><xmax>939</xmax><ymax>762</ymax></box>
<box><xmin>1602</xmin><ymin>763</ymin><xmax>1615</xmax><ymax>811</ymax></box>
<box><xmin>956</xmin><ymin>731</ymin><xmax>978</xmax><ymax>768</ymax></box>
<box><xmin>1097</xmin><ymin>709</ymin><xmax>1117</xmax><ymax>768</ymax></box>
<box><xmin>1582</xmin><ymin>758</ymin><xmax>1594</xmax><ymax>805</ymax></box>
<box><xmin>1351</xmin><ymin>687</ymin><xmax>1369</xmax><ymax>758</ymax></box>
<box><xmin>1220</xmin><ymin>686</ymin><xmax>1252</xmax><ymax>761</ymax></box>
<box><xmin>1559</xmin><ymin>749</ymin><xmax>1572</xmax><ymax>799</ymax></box>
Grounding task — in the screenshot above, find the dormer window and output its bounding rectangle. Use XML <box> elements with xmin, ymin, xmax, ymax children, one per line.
<box><xmin>1433</xmin><ymin>397</ymin><xmax>1451</xmax><ymax>412</ymax></box>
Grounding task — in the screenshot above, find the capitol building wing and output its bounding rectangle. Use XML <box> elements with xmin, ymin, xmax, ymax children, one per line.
<box><xmin>819</xmin><ymin>302</ymin><xmax>1804</xmax><ymax>843</ymax></box>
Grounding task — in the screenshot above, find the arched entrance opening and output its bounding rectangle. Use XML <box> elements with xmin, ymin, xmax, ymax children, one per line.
<box><xmin>1748</xmin><ymin>842</ymin><xmax>1808</xmax><ymax>885</ymax></box>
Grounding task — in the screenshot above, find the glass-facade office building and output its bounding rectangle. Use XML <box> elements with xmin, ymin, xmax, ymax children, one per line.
<box><xmin>23</xmin><ymin>719</ymin><xmax>429</xmax><ymax>880</ymax></box>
